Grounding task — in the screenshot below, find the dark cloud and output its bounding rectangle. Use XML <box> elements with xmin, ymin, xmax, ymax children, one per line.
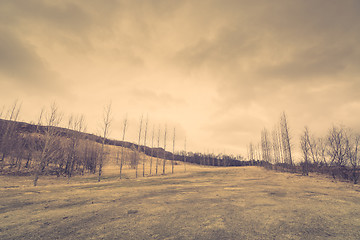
<box><xmin>171</xmin><ymin>0</ymin><xmax>360</xmax><ymax>83</ymax></box>
<box><xmin>260</xmin><ymin>45</ymin><xmax>354</xmax><ymax>79</ymax></box>
<box><xmin>0</xmin><ymin>0</ymin><xmax>102</xmax><ymax>31</ymax></box>
<box><xmin>1</xmin><ymin>0</ymin><xmax>360</xmax><ymax>155</ymax></box>
<box><xmin>174</xmin><ymin>27</ymin><xmax>261</xmax><ymax>74</ymax></box>
<box><xmin>0</xmin><ymin>28</ymin><xmax>55</xmax><ymax>87</ymax></box>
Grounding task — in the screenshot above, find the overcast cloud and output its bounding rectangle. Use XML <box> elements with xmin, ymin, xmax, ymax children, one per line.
<box><xmin>1</xmin><ymin>0</ymin><xmax>360</xmax><ymax>156</ymax></box>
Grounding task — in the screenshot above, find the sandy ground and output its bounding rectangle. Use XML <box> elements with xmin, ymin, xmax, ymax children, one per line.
<box><xmin>1</xmin><ymin>165</ymin><xmax>360</xmax><ymax>240</ymax></box>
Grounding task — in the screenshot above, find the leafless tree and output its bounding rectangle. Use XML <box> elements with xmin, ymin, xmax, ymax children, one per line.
<box><xmin>254</xmin><ymin>143</ymin><xmax>261</xmax><ymax>161</ymax></box>
<box><xmin>129</xmin><ymin>144</ymin><xmax>137</xmax><ymax>169</ymax></box>
<box><xmin>136</xmin><ymin>115</ymin><xmax>143</xmax><ymax>178</ymax></box>
<box><xmin>143</xmin><ymin>116</ymin><xmax>148</xmax><ymax>177</ymax></box>
<box><xmin>24</xmin><ymin>134</ymin><xmax>34</xmax><ymax>169</ymax></box>
<box><xmin>119</xmin><ymin>115</ymin><xmax>128</xmax><ymax>179</ymax></box>
<box><xmin>346</xmin><ymin>133</ymin><xmax>360</xmax><ymax>184</ymax></box>
<box><xmin>248</xmin><ymin>142</ymin><xmax>254</xmax><ymax>161</ymax></box>
<box><xmin>203</xmin><ymin>150</ymin><xmax>209</xmax><ymax>166</ymax></box>
<box><xmin>222</xmin><ymin>152</ymin><xmax>228</xmax><ymax>167</ymax></box>
<box><xmin>156</xmin><ymin>126</ymin><xmax>160</xmax><ymax>175</ymax></box>
<box><xmin>300</xmin><ymin>127</ymin><xmax>311</xmax><ymax>176</ymax></box>
<box><xmin>327</xmin><ymin>125</ymin><xmax>348</xmax><ymax>179</ymax></box>
<box><xmin>271</xmin><ymin>127</ymin><xmax>281</xmax><ymax>164</ymax></box>
<box><xmin>81</xmin><ymin>140</ymin><xmax>90</xmax><ymax>174</ymax></box>
<box><xmin>76</xmin><ymin>139</ymin><xmax>87</xmax><ymax>175</ymax></box>
<box><xmin>0</xmin><ymin>100</ymin><xmax>22</xmax><ymax>171</ymax></box>
<box><xmin>163</xmin><ymin>124</ymin><xmax>167</xmax><ymax>174</ymax></box>
<box><xmin>98</xmin><ymin>102</ymin><xmax>112</xmax><ymax>182</ymax></box>
<box><xmin>82</xmin><ymin>138</ymin><xmax>100</xmax><ymax>174</ymax></box>
<box><xmin>65</xmin><ymin>114</ymin><xmax>85</xmax><ymax>181</ymax></box>
<box><xmin>317</xmin><ymin>137</ymin><xmax>328</xmax><ymax>165</ymax></box>
<box><xmin>280</xmin><ymin>112</ymin><xmax>293</xmax><ymax>165</ymax></box>
<box><xmin>34</xmin><ymin>103</ymin><xmax>62</xmax><ymax>186</ymax></box>
<box><xmin>183</xmin><ymin>137</ymin><xmax>187</xmax><ymax>172</ymax></box>
<box><xmin>149</xmin><ymin>125</ymin><xmax>154</xmax><ymax>175</ymax></box>
<box><xmin>275</xmin><ymin>124</ymin><xmax>285</xmax><ymax>164</ymax></box>
<box><xmin>305</xmin><ymin>131</ymin><xmax>320</xmax><ymax>166</ymax></box>
<box><xmin>211</xmin><ymin>152</ymin><xmax>215</xmax><ymax>166</ymax></box>
<box><xmin>327</xmin><ymin>126</ymin><xmax>348</xmax><ymax>167</ymax></box>
<box><xmin>172</xmin><ymin>127</ymin><xmax>176</xmax><ymax>174</ymax></box>
<box><xmin>261</xmin><ymin>128</ymin><xmax>272</xmax><ymax>164</ymax></box>
<box><xmin>25</xmin><ymin>108</ymin><xmax>44</xmax><ymax>169</ymax></box>
<box><xmin>217</xmin><ymin>153</ymin><xmax>222</xmax><ymax>166</ymax></box>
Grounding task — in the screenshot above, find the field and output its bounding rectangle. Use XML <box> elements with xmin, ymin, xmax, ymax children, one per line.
<box><xmin>1</xmin><ymin>164</ymin><xmax>360</xmax><ymax>240</ymax></box>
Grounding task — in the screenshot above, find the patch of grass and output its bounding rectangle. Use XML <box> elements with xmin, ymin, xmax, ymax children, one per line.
<box><xmin>1</xmin><ymin>166</ymin><xmax>360</xmax><ymax>239</ymax></box>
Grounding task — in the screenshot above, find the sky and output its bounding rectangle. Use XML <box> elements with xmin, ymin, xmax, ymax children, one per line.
<box><xmin>1</xmin><ymin>0</ymin><xmax>360</xmax><ymax>157</ymax></box>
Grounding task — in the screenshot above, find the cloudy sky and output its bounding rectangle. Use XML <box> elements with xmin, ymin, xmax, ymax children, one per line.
<box><xmin>1</xmin><ymin>0</ymin><xmax>360</xmax><ymax>156</ymax></box>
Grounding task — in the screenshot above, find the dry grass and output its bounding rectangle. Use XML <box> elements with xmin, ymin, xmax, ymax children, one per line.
<box><xmin>1</xmin><ymin>165</ymin><xmax>360</xmax><ymax>240</ymax></box>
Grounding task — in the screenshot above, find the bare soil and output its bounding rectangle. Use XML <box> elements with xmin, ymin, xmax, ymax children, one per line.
<box><xmin>1</xmin><ymin>166</ymin><xmax>360</xmax><ymax>240</ymax></box>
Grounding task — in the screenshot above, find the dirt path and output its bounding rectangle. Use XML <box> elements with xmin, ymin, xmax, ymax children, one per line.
<box><xmin>1</xmin><ymin>166</ymin><xmax>360</xmax><ymax>239</ymax></box>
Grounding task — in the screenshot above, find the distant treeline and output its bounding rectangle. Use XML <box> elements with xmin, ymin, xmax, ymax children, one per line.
<box><xmin>248</xmin><ymin>112</ymin><xmax>360</xmax><ymax>184</ymax></box>
<box><xmin>0</xmin><ymin>100</ymin><xmax>252</xmax><ymax>187</ymax></box>
<box><xmin>0</xmin><ymin>118</ymin><xmax>248</xmax><ymax>169</ymax></box>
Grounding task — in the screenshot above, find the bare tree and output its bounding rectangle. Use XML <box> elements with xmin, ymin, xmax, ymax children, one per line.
<box><xmin>129</xmin><ymin>144</ymin><xmax>137</xmax><ymax>169</ymax></box>
<box><xmin>172</xmin><ymin>127</ymin><xmax>176</xmax><ymax>174</ymax></box>
<box><xmin>276</xmin><ymin>124</ymin><xmax>284</xmax><ymax>164</ymax></box>
<box><xmin>327</xmin><ymin>126</ymin><xmax>348</xmax><ymax>179</ymax></box>
<box><xmin>149</xmin><ymin>125</ymin><xmax>154</xmax><ymax>175</ymax></box>
<box><xmin>13</xmin><ymin>134</ymin><xmax>26</xmax><ymax>172</ymax></box>
<box><xmin>156</xmin><ymin>126</ymin><xmax>160</xmax><ymax>175</ymax></box>
<box><xmin>257</xmin><ymin>143</ymin><xmax>262</xmax><ymax>162</ymax></box>
<box><xmin>222</xmin><ymin>152</ymin><xmax>228</xmax><ymax>167</ymax></box>
<box><xmin>280</xmin><ymin>112</ymin><xmax>293</xmax><ymax>165</ymax></box>
<box><xmin>305</xmin><ymin>131</ymin><xmax>320</xmax><ymax>166</ymax></box>
<box><xmin>211</xmin><ymin>151</ymin><xmax>215</xmax><ymax>166</ymax></box>
<box><xmin>184</xmin><ymin>137</ymin><xmax>187</xmax><ymax>172</ymax></box>
<box><xmin>0</xmin><ymin>100</ymin><xmax>22</xmax><ymax>171</ymax></box>
<box><xmin>65</xmin><ymin>114</ymin><xmax>85</xmax><ymax>181</ymax></box>
<box><xmin>300</xmin><ymin>127</ymin><xmax>311</xmax><ymax>176</ymax></box>
<box><xmin>98</xmin><ymin>102</ymin><xmax>112</xmax><ymax>182</ymax></box>
<box><xmin>83</xmin><ymin>139</ymin><xmax>100</xmax><ymax>174</ymax></box>
<box><xmin>317</xmin><ymin>137</ymin><xmax>328</xmax><ymax>166</ymax></box>
<box><xmin>327</xmin><ymin>126</ymin><xmax>348</xmax><ymax>167</ymax></box>
<box><xmin>271</xmin><ymin>127</ymin><xmax>281</xmax><ymax>164</ymax></box>
<box><xmin>248</xmin><ymin>142</ymin><xmax>254</xmax><ymax>161</ymax></box>
<box><xmin>251</xmin><ymin>145</ymin><xmax>256</xmax><ymax>161</ymax></box>
<box><xmin>346</xmin><ymin>134</ymin><xmax>360</xmax><ymax>184</ymax></box>
<box><xmin>34</xmin><ymin>103</ymin><xmax>62</xmax><ymax>186</ymax></box>
<box><xmin>261</xmin><ymin>128</ymin><xmax>272</xmax><ymax>164</ymax></box>
<box><xmin>143</xmin><ymin>116</ymin><xmax>148</xmax><ymax>177</ymax></box>
<box><xmin>119</xmin><ymin>115</ymin><xmax>128</xmax><ymax>179</ymax></box>
<box><xmin>163</xmin><ymin>124</ymin><xmax>167</xmax><ymax>174</ymax></box>
<box><xmin>136</xmin><ymin>115</ymin><xmax>143</xmax><ymax>178</ymax></box>
<box><xmin>25</xmin><ymin>108</ymin><xmax>44</xmax><ymax>169</ymax></box>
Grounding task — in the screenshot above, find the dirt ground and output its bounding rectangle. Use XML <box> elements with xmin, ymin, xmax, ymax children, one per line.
<box><xmin>1</xmin><ymin>165</ymin><xmax>360</xmax><ymax>240</ymax></box>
